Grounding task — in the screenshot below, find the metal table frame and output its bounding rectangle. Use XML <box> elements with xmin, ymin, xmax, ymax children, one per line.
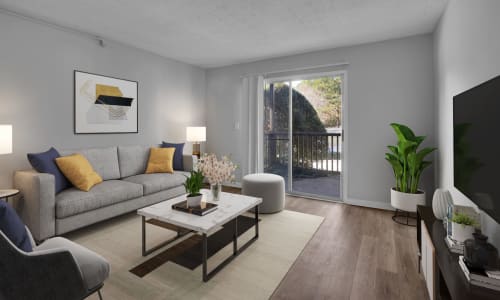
<box><xmin>141</xmin><ymin>217</ymin><xmax>192</xmax><ymax>256</ymax></box>
<box><xmin>141</xmin><ymin>205</ymin><xmax>259</xmax><ymax>282</ymax></box>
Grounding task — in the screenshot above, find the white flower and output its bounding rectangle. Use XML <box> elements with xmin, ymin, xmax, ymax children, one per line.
<box><xmin>197</xmin><ymin>153</ymin><xmax>237</xmax><ymax>185</ymax></box>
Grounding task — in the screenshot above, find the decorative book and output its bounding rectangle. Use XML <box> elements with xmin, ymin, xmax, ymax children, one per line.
<box><xmin>172</xmin><ymin>200</ymin><xmax>218</xmax><ymax>216</ymax></box>
<box><xmin>458</xmin><ymin>256</ymin><xmax>500</xmax><ymax>291</ymax></box>
<box><xmin>486</xmin><ymin>270</ymin><xmax>500</xmax><ymax>280</ymax></box>
<box><xmin>444</xmin><ymin>236</ymin><xmax>464</xmax><ymax>254</ymax></box>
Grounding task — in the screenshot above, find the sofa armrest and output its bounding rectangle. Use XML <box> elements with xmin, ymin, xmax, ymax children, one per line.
<box><xmin>183</xmin><ymin>154</ymin><xmax>198</xmax><ymax>172</ymax></box>
<box><xmin>14</xmin><ymin>170</ymin><xmax>56</xmax><ymax>241</ymax></box>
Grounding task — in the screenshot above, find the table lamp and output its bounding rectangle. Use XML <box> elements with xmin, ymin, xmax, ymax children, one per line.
<box><xmin>186</xmin><ymin>126</ymin><xmax>206</xmax><ymax>158</ymax></box>
<box><xmin>0</xmin><ymin>125</ymin><xmax>12</xmax><ymax>155</ymax></box>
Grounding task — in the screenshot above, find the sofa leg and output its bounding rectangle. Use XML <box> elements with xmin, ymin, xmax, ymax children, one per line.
<box><xmin>98</xmin><ymin>290</ymin><xmax>103</xmax><ymax>300</ymax></box>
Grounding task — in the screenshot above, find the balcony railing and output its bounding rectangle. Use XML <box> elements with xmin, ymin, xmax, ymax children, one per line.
<box><xmin>264</xmin><ymin>131</ymin><xmax>342</xmax><ymax>176</ymax></box>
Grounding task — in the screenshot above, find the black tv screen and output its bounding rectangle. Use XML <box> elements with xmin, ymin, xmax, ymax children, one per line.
<box><xmin>454</xmin><ymin>75</ymin><xmax>500</xmax><ymax>224</ymax></box>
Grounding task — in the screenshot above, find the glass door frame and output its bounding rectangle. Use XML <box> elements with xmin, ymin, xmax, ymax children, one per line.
<box><xmin>261</xmin><ymin>70</ymin><xmax>348</xmax><ymax>202</ymax></box>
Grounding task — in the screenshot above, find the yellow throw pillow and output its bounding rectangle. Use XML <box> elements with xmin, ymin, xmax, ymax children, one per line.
<box><xmin>55</xmin><ymin>154</ymin><xmax>103</xmax><ymax>192</ymax></box>
<box><xmin>145</xmin><ymin>147</ymin><xmax>175</xmax><ymax>174</ymax></box>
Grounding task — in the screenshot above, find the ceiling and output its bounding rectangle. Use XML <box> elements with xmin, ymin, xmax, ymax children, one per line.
<box><xmin>0</xmin><ymin>0</ymin><xmax>448</xmax><ymax>68</ymax></box>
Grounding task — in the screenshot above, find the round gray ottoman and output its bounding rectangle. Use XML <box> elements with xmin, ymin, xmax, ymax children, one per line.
<box><xmin>242</xmin><ymin>173</ymin><xmax>285</xmax><ymax>213</ymax></box>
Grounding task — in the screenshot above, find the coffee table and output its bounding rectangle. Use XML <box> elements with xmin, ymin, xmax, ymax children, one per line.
<box><xmin>137</xmin><ymin>189</ymin><xmax>262</xmax><ymax>282</ymax></box>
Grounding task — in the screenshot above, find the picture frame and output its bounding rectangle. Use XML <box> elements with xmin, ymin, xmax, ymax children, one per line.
<box><xmin>74</xmin><ymin>70</ymin><xmax>138</xmax><ymax>134</ymax></box>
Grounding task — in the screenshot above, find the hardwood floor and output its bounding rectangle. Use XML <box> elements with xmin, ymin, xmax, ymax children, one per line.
<box><xmin>269</xmin><ymin>195</ymin><xmax>429</xmax><ymax>300</ymax></box>
<box><xmin>220</xmin><ymin>186</ymin><xmax>428</xmax><ymax>299</ymax></box>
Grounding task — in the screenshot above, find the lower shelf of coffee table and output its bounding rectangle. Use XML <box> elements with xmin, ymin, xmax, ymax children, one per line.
<box><xmin>131</xmin><ymin>214</ymin><xmax>259</xmax><ymax>277</ymax></box>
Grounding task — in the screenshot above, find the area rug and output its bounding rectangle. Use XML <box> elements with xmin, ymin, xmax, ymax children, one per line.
<box><xmin>66</xmin><ymin>209</ymin><xmax>324</xmax><ymax>300</ymax></box>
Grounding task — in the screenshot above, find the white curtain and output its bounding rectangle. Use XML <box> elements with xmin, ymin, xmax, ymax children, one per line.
<box><xmin>240</xmin><ymin>75</ymin><xmax>264</xmax><ymax>177</ymax></box>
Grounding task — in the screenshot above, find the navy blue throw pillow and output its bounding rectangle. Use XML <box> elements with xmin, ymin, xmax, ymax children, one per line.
<box><xmin>27</xmin><ymin>147</ymin><xmax>71</xmax><ymax>193</ymax></box>
<box><xmin>162</xmin><ymin>142</ymin><xmax>184</xmax><ymax>171</ymax></box>
<box><xmin>0</xmin><ymin>201</ymin><xmax>32</xmax><ymax>252</ymax></box>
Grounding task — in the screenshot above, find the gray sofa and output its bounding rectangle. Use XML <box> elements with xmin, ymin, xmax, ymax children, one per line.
<box><xmin>14</xmin><ymin>145</ymin><xmax>196</xmax><ymax>242</ymax></box>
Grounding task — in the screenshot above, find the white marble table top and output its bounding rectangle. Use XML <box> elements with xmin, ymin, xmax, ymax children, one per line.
<box><xmin>0</xmin><ymin>189</ymin><xmax>19</xmax><ymax>198</ymax></box>
<box><xmin>137</xmin><ymin>189</ymin><xmax>262</xmax><ymax>234</ymax></box>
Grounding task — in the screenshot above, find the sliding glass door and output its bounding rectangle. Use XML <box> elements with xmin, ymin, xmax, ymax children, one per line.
<box><xmin>263</xmin><ymin>81</ymin><xmax>291</xmax><ymax>190</ymax></box>
<box><xmin>263</xmin><ymin>73</ymin><xmax>344</xmax><ymax>200</ymax></box>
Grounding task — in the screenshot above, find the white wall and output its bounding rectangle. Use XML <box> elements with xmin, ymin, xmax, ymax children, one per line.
<box><xmin>0</xmin><ymin>12</ymin><xmax>206</xmax><ymax>188</ymax></box>
<box><xmin>434</xmin><ymin>0</ymin><xmax>500</xmax><ymax>248</ymax></box>
<box><xmin>206</xmin><ymin>35</ymin><xmax>435</xmax><ymax>209</ymax></box>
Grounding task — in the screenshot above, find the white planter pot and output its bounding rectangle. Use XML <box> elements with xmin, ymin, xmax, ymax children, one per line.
<box><xmin>451</xmin><ymin>222</ymin><xmax>474</xmax><ymax>243</ymax></box>
<box><xmin>432</xmin><ymin>189</ymin><xmax>453</xmax><ymax>220</ymax></box>
<box><xmin>390</xmin><ymin>188</ymin><xmax>426</xmax><ymax>213</ymax></box>
<box><xmin>187</xmin><ymin>194</ymin><xmax>203</xmax><ymax>207</ymax></box>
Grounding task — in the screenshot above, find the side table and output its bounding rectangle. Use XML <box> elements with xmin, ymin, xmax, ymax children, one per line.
<box><xmin>0</xmin><ymin>189</ymin><xmax>19</xmax><ymax>203</ymax></box>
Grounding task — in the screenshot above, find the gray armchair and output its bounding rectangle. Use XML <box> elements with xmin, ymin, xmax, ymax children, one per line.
<box><xmin>0</xmin><ymin>227</ymin><xmax>109</xmax><ymax>300</ymax></box>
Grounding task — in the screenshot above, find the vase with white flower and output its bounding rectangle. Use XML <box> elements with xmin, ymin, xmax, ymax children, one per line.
<box><xmin>197</xmin><ymin>153</ymin><xmax>237</xmax><ymax>201</ymax></box>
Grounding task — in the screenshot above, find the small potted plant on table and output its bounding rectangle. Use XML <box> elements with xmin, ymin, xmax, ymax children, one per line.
<box><xmin>183</xmin><ymin>170</ymin><xmax>204</xmax><ymax>207</ymax></box>
<box><xmin>451</xmin><ymin>212</ymin><xmax>477</xmax><ymax>243</ymax></box>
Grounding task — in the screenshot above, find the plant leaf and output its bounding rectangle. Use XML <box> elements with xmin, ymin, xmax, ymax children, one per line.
<box><xmin>390</xmin><ymin>123</ymin><xmax>416</xmax><ymax>142</ymax></box>
<box><xmin>417</xmin><ymin>147</ymin><xmax>437</xmax><ymax>161</ymax></box>
<box><xmin>385</xmin><ymin>155</ymin><xmax>403</xmax><ymax>176</ymax></box>
<box><xmin>387</xmin><ymin>145</ymin><xmax>398</xmax><ymax>156</ymax></box>
<box><xmin>414</xmin><ymin>136</ymin><xmax>426</xmax><ymax>147</ymax></box>
<box><xmin>421</xmin><ymin>161</ymin><xmax>433</xmax><ymax>170</ymax></box>
<box><xmin>397</xmin><ymin>139</ymin><xmax>417</xmax><ymax>159</ymax></box>
<box><xmin>407</xmin><ymin>152</ymin><xmax>418</xmax><ymax>177</ymax></box>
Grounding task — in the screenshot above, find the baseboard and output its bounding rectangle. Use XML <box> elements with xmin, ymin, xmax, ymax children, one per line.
<box><xmin>229</xmin><ymin>181</ymin><xmax>394</xmax><ymax>211</ymax></box>
<box><xmin>345</xmin><ymin>198</ymin><xmax>394</xmax><ymax>211</ymax></box>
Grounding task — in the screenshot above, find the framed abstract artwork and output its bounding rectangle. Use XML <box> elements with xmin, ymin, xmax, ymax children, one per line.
<box><xmin>74</xmin><ymin>70</ymin><xmax>138</xmax><ymax>134</ymax></box>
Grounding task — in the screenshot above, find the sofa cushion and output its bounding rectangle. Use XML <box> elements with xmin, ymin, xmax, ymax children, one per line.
<box><xmin>27</xmin><ymin>147</ymin><xmax>71</xmax><ymax>193</ymax></box>
<box><xmin>56</xmin><ymin>154</ymin><xmax>103</xmax><ymax>192</ymax></box>
<box><xmin>122</xmin><ymin>172</ymin><xmax>187</xmax><ymax>195</ymax></box>
<box><xmin>117</xmin><ymin>145</ymin><xmax>150</xmax><ymax>178</ymax></box>
<box><xmin>56</xmin><ymin>180</ymin><xmax>143</xmax><ymax>218</ymax></box>
<box><xmin>145</xmin><ymin>147</ymin><xmax>175</xmax><ymax>174</ymax></box>
<box><xmin>162</xmin><ymin>142</ymin><xmax>185</xmax><ymax>170</ymax></box>
<box><xmin>35</xmin><ymin>237</ymin><xmax>110</xmax><ymax>290</ymax></box>
<box><xmin>60</xmin><ymin>147</ymin><xmax>120</xmax><ymax>181</ymax></box>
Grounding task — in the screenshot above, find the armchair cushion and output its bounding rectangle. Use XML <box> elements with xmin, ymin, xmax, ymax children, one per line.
<box><xmin>27</xmin><ymin>147</ymin><xmax>71</xmax><ymax>193</ymax></box>
<box><xmin>35</xmin><ymin>237</ymin><xmax>110</xmax><ymax>291</ymax></box>
<box><xmin>0</xmin><ymin>201</ymin><xmax>32</xmax><ymax>252</ymax></box>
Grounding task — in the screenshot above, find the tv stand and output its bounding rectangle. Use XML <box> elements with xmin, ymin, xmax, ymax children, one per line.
<box><xmin>417</xmin><ymin>205</ymin><xmax>500</xmax><ymax>300</ymax></box>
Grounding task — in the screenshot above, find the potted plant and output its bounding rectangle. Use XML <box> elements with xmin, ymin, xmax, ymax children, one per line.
<box><xmin>451</xmin><ymin>213</ymin><xmax>477</xmax><ymax>243</ymax></box>
<box><xmin>385</xmin><ymin>123</ymin><xmax>436</xmax><ymax>213</ymax></box>
<box><xmin>183</xmin><ymin>170</ymin><xmax>204</xmax><ymax>207</ymax></box>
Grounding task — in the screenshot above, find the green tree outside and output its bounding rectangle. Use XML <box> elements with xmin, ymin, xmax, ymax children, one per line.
<box><xmin>296</xmin><ymin>77</ymin><xmax>342</xmax><ymax>127</ymax></box>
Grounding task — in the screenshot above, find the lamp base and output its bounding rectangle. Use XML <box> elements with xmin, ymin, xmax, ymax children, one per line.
<box><xmin>192</xmin><ymin>143</ymin><xmax>201</xmax><ymax>158</ymax></box>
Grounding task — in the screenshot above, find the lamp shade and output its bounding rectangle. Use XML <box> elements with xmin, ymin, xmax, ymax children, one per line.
<box><xmin>186</xmin><ymin>126</ymin><xmax>206</xmax><ymax>142</ymax></box>
<box><xmin>0</xmin><ymin>125</ymin><xmax>12</xmax><ymax>154</ymax></box>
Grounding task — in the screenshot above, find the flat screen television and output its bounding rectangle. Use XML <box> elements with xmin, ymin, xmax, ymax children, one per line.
<box><xmin>454</xmin><ymin>74</ymin><xmax>500</xmax><ymax>224</ymax></box>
